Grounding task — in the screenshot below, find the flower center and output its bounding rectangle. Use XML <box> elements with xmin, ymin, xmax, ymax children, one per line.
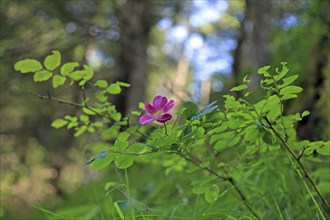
<box><xmin>154</xmin><ymin>109</ymin><xmax>162</xmax><ymax>117</ymax></box>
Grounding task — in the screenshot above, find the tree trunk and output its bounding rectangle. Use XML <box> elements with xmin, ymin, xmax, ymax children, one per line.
<box><xmin>232</xmin><ymin>0</ymin><xmax>272</xmax><ymax>96</ymax></box>
<box><xmin>296</xmin><ymin>34</ymin><xmax>329</xmax><ymax>141</ymax></box>
<box><xmin>113</xmin><ymin>0</ymin><xmax>155</xmax><ymax>115</ymax></box>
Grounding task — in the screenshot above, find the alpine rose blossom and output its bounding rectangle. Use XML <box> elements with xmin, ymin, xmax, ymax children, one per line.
<box><xmin>139</xmin><ymin>95</ymin><xmax>174</xmax><ymax>125</ymax></box>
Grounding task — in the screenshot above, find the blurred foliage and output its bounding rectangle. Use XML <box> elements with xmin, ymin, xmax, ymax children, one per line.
<box><xmin>1</xmin><ymin>0</ymin><xmax>329</xmax><ymax>219</ymax></box>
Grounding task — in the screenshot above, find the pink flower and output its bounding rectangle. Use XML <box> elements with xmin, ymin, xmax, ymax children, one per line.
<box><xmin>139</xmin><ymin>95</ymin><xmax>174</xmax><ymax>125</ymax></box>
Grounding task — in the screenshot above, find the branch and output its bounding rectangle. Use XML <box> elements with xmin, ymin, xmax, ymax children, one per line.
<box><xmin>29</xmin><ymin>91</ymin><xmax>83</xmax><ymax>107</ymax></box>
<box><xmin>29</xmin><ymin>91</ymin><xmax>112</xmax><ymax>121</ymax></box>
<box><xmin>264</xmin><ymin>116</ymin><xmax>330</xmax><ymax>213</ymax></box>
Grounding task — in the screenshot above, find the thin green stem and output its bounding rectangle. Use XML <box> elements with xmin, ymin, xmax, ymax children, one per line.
<box><xmin>124</xmin><ymin>169</ymin><xmax>135</xmax><ymax>220</ymax></box>
<box><xmin>163</xmin><ymin>122</ymin><xmax>168</xmax><ymax>136</ymax></box>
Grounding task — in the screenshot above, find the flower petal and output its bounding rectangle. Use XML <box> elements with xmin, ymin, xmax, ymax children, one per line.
<box><xmin>139</xmin><ymin>115</ymin><xmax>155</xmax><ymax>124</ymax></box>
<box><xmin>156</xmin><ymin>113</ymin><xmax>172</xmax><ymax>123</ymax></box>
<box><xmin>153</xmin><ymin>95</ymin><xmax>167</xmax><ymax>109</ymax></box>
<box><xmin>163</xmin><ymin>100</ymin><xmax>174</xmax><ymax>113</ymax></box>
<box><xmin>144</xmin><ymin>102</ymin><xmax>155</xmax><ymax>114</ymax></box>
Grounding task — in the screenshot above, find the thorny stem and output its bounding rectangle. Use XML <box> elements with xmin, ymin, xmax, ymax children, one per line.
<box><xmin>264</xmin><ymin>116</ymin><xmax>330</xmax><ymax>214</ymax></box>
<box><xmin>177</xmin><ymin>152</ymin><xmax>261</xmax><ymax>219</ymax></box>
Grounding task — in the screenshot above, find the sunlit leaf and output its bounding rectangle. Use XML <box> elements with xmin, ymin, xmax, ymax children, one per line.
<box><xmin>33</xmin><ymin>70</ymin><xmax>53</xmax><ymax>82</ymax></box>
<box><xmin>14</xmin><ymin>59</ymin><xmax>42</xmax><ymax>73</ymax></box>
<box><xmin>74</xmin><ymin>125</ymin><xmax>87</xmax><ymax>137</ymax></box>
<box><xmin>94</xmin><ymin>80</ymin><xmax>108</xmax><ymax>88</ymax></box>
<box><xmin>280</xmin><ymin>86</ymin><xmax>303</xmax><ymax>95</ymax></box>
<box><xmin>115</xmin><ymin>155</ymin><xmax>134</xmax><ymax>169</ymax></box>
<box><xmin>278</xmin><ymin>75</ymin><xmax>299</xmax><ymax>89</ymax></box>
<box><xmin>230</xmin><ymin>84</ymin><xmax>248</xmax><ymax>92</ymax></box>
<box><xmin>79</xmin><ymin>65</ymin><xmax>94</xmax><ymax>86</ymax></box>
<box><xmin>107</xmin><ymin>83</ymin><xmax>121</xmax><ymax>94</ymax></box>
<box><xmin>128</xmin><ymin>143</ymin><xmax>145</xmax><ymax>153</ymax></box>
<box><xmin>60</xmin><ymin>62</ymin><xmax>79</xmax><ymax>76</ymax></box>
<box><xmin>52</xmin><ymin>75</ymin><xmax>66</xmax><ymax>88</ymax></box>
<box><xmin>82</xmin><ymin>107</ymin><xmax>97</xmax><ymax>115</ymax></box>
<box><xmin>95</xmin><ymin>91</ymin><xmax>108</xmax><ymax>102</ymax></box>
<box><xmin>274</xmin><ymin>62</ymin><xmax>289</xmax><ymax>81</ymax></box>
<box><xmin>114</xmin><ymin>139</ymin><xmax>128</xmax><ymax>151</ymax></box>
<box><xmin>44</xmin><ymin>50</ymin><xmax>61</xmax><ymax>71</ymax></box>
<box><xmin>301</xmin><ymin>110</ymin><xmax>310</xmax><ymax>118</ymax></box>
<box><xmin>51</xmin><ymin>119</ymin><xmax>68</xmax><ymax>129</ymax></box>
<box><xmin>281</xmin><ymin>93</ymin><xmax>298</xmax><ymax>101</ymax></box>
<box><xmin>257</xmin><ymin>65</ymin><xmax>271</xmax><ymax>77</ymax></box>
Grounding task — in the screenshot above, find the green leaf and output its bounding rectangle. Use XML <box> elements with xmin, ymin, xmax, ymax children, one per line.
<box><xmin>257</xmin><ymin>65</ymin><xmax>271</xmax><ymax>77</ymax></box>
<box><xmin>318</xmin><ymin>142</ymin><xmax>330</xmax><ymax>156</ymax></box>
<box><xmin>278</xmin><ymin>75</ymin><xmax>299</xmax><ymax>89</ymax></box>
<box><xmin>107</xmin><ymin>83</ymin><xmax>121</xmax><ymax>94</ymax></box>
<box><xmin>74</xmin><ymin>125</ymin><xmax>87</xmax><ymax>137</ymax></box>
<box><xmin>117</xmin><ymin>81</ymin><xmax>130</xmax><ymax>87</ymax></box>
<box><xmin>44</xmin><ymin>50</ymin><xmax>61</xmax><ymax>71</ymax></box>
<box><xmin>51</xmin><ymin>119</ymin><xmax>68</xmax><ymax>129</ymax></box>
<box><xmin>114</xmin><ymin>140</ymin><xmax>128</xmax><ymax>151</ymax></box>
<box><xmin>281</xmin><ymin>94</ymin><xmax>298</xmax><ymax>101</ymax></box>
<box><xmin>90</xmin><ymin>153</ymin><xmax>115</xmax><ymax>169</ymax></box>
<box><xmin>80</xmin><ymin>115</ymin><xmax>89</xmax><ymax>123</ymax></box>
<box><xmin>60</xmin><ymin>62</ymin><xmax>79</xmax><ymax>76</ymax></box>
<box><xmin>209</xmin><ymin>124</ymin><xmax>227</xmax><ymax>135</ymax></box>
<box><xmin>264</xmin><ymin>95</ymin><xmax>282</xmax><ymax>120</ymax></box>
<box><xmin>83</xmin><ymin>151</ymin><xmax>114</xmax><ymax>169</ymax></box>
<box><xmin>82</xmin><ymin>107</ymin><xmax>96</xmax><ymax>115</ymax></box>
<box><xmin>243</xmin><ymin>75</ymin><xmax>251</xmax><ymax>83</ymax></box>
<box><xmin>79</xmin><ymin>65</ymin><xmax>94</xmax><ymax>86</ymax></box>
<box><xmin>64</xmin><ymin>115</ymin><xmax>78</xmax><ymax>122</ymax></box>
<box><xmin>301</xmin><ymin>110</ymin><xmax>310</xmax><ymax>118</ymax></box>
<box><xmin>67</xmin><ymin>121</ymin><xmax>79</xmax><ymax>129</ymax></box>
<box><xmin>14</xmin><ymin>59</ymin><xmax>42</xmax><ymax>73</ymax></box>
<box><xmin>244</xmin><ymin>125</ymin><xmax>259</xmax><ymax>142</ymax></box>
<box><xmin>274</xmin><ymin>62</ymin><xmax>289</xmax><ymax>81</ymax></box>
<box><xmin>204</xmin><ymin>184</ymin><xmax>220</xmax><ymax>203</ymax></box>
<box><xmin>191</xmin><ymin>101</ymin><xmax>218</xmax><ymax>120</ymax></box>
<box><xmin>128</xmin><ymin>143</ymin><xmax>145</xmax><ymax>153</ymax></box>
<box><xmin>69</xmin><ymin>70</ymin><xmax>86</xmax><ymax>81</ymax></box>
<box><xmin>182</xmin><ymin>101</ymin><xmax>199</xmax><ymax>119</ymax></box>
<box><xmin>94</xmin><ymin>80</ymin><xmax>108</xmax><ymax>88</ymax></box>
<box><xmin>180</xmin><ymin>124</ymin><xmax>193</xmax><ymax>140</ymax></box>
<box><xmin>261</xmin><ymin>78</ymin><xmax>275</xmax><ymax>87</ymax></box>
<box><xmin>95</xmin><ymin>91</ymin><xmax>108</xmax><ymax>102</ymax></box>
<box><xmin>280</xmin><ymin>86</ymin><xmax>303</xmax><ymax>95</ymax></box>
<box><xmin>52</xmin><ymin>75</ymin><xmax>66</xmax><ymax>88</ymax></box>
<box><xmin>117</xmin><ymin>132</ymin><xmax>130</xmax><ymax>141</ymax></box>
<box><xmin>115</xmin><ymin>155</ymin><xmax>134</xmax><ymax>169</ymax></box>
<box><xmin>200</xmin><ymin>161</ymin><xmax>209</xmax><ymax>168</ymax></box>
<box><xmin>33</xmin><ymin>70</ymin><xmax>53</xmax><ymax>82</ymax></box>
<box><xmin>230</xmin><ymin>84</ymin><xmax>248</xmax><ymax>92</ymax></box>
<box><xmin>87</xmin><ymin>126</ymin><xmax>95</xmax><ymax>133</ymax></box>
